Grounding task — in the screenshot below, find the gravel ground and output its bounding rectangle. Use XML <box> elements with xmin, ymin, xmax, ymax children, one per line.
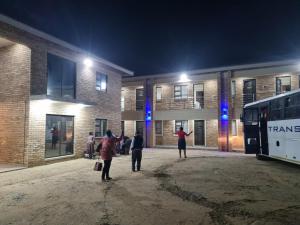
<box><xmin>0</xmin><ymin>149</ymin><xmax>299</xmax><ymax>225</ymax></box>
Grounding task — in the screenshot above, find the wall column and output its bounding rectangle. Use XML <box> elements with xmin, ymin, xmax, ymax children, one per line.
<box><xmin>218</xmin><ymin>71</ymin><xmax>232</xmax><ymax>151</ymax></box>
<box><xmin>144</xmin><ymin>79</ymin><xmax>154</xmax><ymax>148</ymax></box>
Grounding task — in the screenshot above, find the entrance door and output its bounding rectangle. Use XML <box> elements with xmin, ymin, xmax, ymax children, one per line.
<box><xmin>135</xmin><ymin>121</ymin><xmax>144</xmax><ymax>136</ymax></box>
<box><xmin>194</xmin><ymin>120</ymin><xmax>205</xmax><ymax>146</ymax></box>
<box><xmin>243</xmin><ymin>79</ymin><xmax>256</xmax><ymax>105</ymax></box>
<box><xmin>244</xmin><ymin>108</ymin><xmax>260</xmax><ymax>154</ymax></box>
<box><xmin>260</xmin><ymin>106</ymin><xmax>269</xmax><ymax>155</ymax></box>
<box><xmin>45</xmin><ymin>115</ymin><xmax>74</xmax><ymax>158</ymax></box>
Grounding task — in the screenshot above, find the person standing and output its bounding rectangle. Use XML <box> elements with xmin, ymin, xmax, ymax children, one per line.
<box><xmin>51</xmin><ymin>127</ymin><xmax>59</xmax><ymax>149</ymax></box>
<box><xmin>130</xmin><ymin>131</ymin><xmax>144</xmax><ymax>172</ymax></box>
<box><xmin>176</xmin><ymin>127</ymin><xmax>192</xmax><ymax>158</ymax></box>
<box><xmin>86</xmin><ymin>132</ymin><xmax>95</xmax><ymax>159</ymax></box>
<box><xmin>99</xmin><ymin>130</ymin><xmax>123</xmax><ymax>181</ymax></box>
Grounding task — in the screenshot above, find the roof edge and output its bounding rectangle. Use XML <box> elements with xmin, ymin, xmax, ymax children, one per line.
<box><xmin>0</xmin><ymin>14</ymin><xmax>134</xmax><ymax>76</ymax></box>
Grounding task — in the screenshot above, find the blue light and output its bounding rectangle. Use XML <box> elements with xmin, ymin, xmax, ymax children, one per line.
<box><xmin>146</xmin><ymin>110</ymin><xmax>152</xmax><ymax>121</ymax></box>
<box><xmin>221</xmin><ymin>107</ymin><xmax>228</xmax><ymax>121</ymax></box>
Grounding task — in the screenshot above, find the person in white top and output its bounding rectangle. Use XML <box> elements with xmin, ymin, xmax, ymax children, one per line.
<box><xmin>86</xmin><ymin>132</ymin><xmax>95</xmax><ymax>159</ymax></box>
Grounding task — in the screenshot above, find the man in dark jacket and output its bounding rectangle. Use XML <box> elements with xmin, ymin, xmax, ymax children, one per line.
<box><xmin>130</xmin><ymin>131</ymin><xmax>144</xmax><ymax>172</ymax></box>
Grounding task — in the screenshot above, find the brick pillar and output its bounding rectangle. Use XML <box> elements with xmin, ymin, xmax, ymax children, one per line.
<box><xmin>144</xmin><ymin>79</ymin><xmax>154</xmax><ymax>148</ymax></box>
<box><xmin>218</xmin><ymin>71</ymin><xmax>232</xmax><ymax>151</ymax></box>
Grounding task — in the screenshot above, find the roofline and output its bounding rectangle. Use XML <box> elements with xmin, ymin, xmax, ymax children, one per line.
<box><xmin>124</xmin><ymin>59</ymin><xmax>300</xmax><ymax>80</ymax></box>
<box><xmin>244</xmin><ymin>88</ymin><xmax>300</xmax><ymax>108</ymax></box>
<box><xmin>0</xmin><ymin>14</ymin><xmax>134</xmax><ymax>76</ymax></box>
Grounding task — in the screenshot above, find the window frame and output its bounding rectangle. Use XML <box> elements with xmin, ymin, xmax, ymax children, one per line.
<box><xmin>156</xmin><ymin>86</ymin><xmax>162</xmax><ymax>102</ymax></box>
<box><xmin>155</xmin><ymin>120</ymin><xmax>163</xmax><ymax>136</ymax></box>
<box><xmin>174</xmin><ymin>120</ymin><xmax>189</xmax><ymax>134</ymax></box>
<box><xmin>231</xmin><ymin>80</ymin><xmax>236</xmax><ymax>98</ymax></box>
<box><xmin>95</xmin><ymin>119</ymin><xmax>108</xmax><ymax>138</ymax></box>
<box><xmin>96</xmin><ymin>72</ymin><xmax>108</xmax><ymax>92</ymax></box>
<box><xmin>231</xmin><ymin>119</ymin><xmax>238</xmax><ymax>136</ymax></box>
<box><xmin>46</xmin><ymin>53</ymin><xmax>77</xmax><ymax>99</ymax></box>
<box><xmin>174</xmin><ymin>85</ymin><xmax>188</xmax><ymax>100</ymax></box>
<box><xmin>276</xmin><ymin>76</ymin><xmax>291</xmax><ymax>95</ymax></box>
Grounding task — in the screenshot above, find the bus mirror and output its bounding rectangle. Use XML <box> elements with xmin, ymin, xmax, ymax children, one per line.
<box><xmin>240</xmin><ymin>113</ymin><xmax>244</xmax><ymax>122</ymax></box>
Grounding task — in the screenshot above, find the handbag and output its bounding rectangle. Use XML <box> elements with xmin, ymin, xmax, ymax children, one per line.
<box><xmin>94</xmin><ymin>161</ymin><xmax>102</xmax><ymax>171</ymax></box>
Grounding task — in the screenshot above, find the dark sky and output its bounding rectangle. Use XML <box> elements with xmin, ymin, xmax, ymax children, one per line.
<box><xmin>1</xmin><ymin>0</ymin><xmax>300</xmax><ymax>75</ymax></box>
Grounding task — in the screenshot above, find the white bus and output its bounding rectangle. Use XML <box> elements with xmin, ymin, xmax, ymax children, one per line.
<box><xmin>242</xmin><ymin>88</ymin><xmax>300</xmax><ymax>165</ymax></box>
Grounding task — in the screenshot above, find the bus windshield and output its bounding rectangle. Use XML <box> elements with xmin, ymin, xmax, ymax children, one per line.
<box><xmin>244</xmin><ymin>108</ymin><xmax>258</xmax><ymax>125</ymax></box>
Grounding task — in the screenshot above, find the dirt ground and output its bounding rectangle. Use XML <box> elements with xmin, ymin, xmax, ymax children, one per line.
<box><xmin>0</xmin><ymin>149</ymin><xmax>299</xmax><ymax>225</ymax></box>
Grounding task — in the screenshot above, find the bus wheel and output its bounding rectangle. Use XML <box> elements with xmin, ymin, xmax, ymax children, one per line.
<box><xmin>256</xmin><ymin>154</ymin><xmax>266</xmax><ymax>160</ymax></box>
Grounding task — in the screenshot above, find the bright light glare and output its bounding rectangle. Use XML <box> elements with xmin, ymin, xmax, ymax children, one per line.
<box><xmin>179</xmin><ymin>73</ymin><xmax>190</xmax><ymax>82</ymax></box>
<box><xmin>83</xmin><ymin>58</ymin><xmax>93</xmax><ymax>67</ymax></box>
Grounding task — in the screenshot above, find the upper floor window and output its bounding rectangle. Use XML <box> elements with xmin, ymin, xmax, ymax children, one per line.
<box><xmin>136</xmin><ymin>88</ymin><xmax>144</xmax><ymax>111</ymax></box>
<box><xmin>96</xmin><ymin>72</ymin><xmax>107</xmax><ymax>92</ymax></box>
<box><xmin>121</xmin><ymin>90</ymin><xmax>125</xmax><ymax>112</ymax></box>
<box><xmin>156</xmin><ymin>87</ymin><xmax>162</xmax><ymax>101</ymax></box>
<box><xmin>95</xmin><ymin>119</ymin><xmax>107</xmax><ymax>137</ymax></box>
<box><xmin>47</xmin><ymin>53</ymin><xmax>76</xmax><ymax>99</ymax></box>
<box><xmin>276</xmin><ymin>76</ymin><xmax>291</xmax><ymax>95</ymax></box>
<box><xmin>194</xmin><ymin>84</ymin><xmax>204</xmax><ymax>109</ymax></box>
<box><xmin>231</xmin><ymin>80</ymin><xmax>236</xmax><ymax>98</ymax></box>
<box><xmin>174</xmin><ymin>85</ymin><xmax>188</xmax><ymax>100</ymax></box>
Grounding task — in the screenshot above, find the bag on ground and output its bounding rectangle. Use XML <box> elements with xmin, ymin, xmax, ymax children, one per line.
<box><xmin>94</xmin><ymin>161</ymin><xmax>102</xmax><ymax>171</ymax></box>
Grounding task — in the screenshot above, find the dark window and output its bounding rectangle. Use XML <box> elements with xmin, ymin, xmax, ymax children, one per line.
<box><xmin>244</xmin><ymin>109</ymin><xmax>258</xmax><ymax>125</ymax></box>
<box><xmin>175</xmin><ymin>120</ymin><xmax>188</xmax><ymax>132</ymax></box>
<box><xmin>96</xmin><ymin>72</ymin><xmax>107</xmax><ymax>92</ymax></box>
<box><xmin>270</xmin><ymin>99</ymin><xmax>284</xmax><ymax>121</ymax></box>
<box><xmin>45</xmin><ymin>115</ymin><xmax>74</xmax><ymax>158</ymax></box>
<box><xmin>284</xmin><ymin>93</ymin><xmax>300</xmax><ymax>119</ymax></box>
<box><xmin>47</xmin><ymin>53</ymin><xmax>76</xmax><ymax>99</ymax></box>
<box><xmin>155</xmin><ymin>120</ymin><xmax>163</xmax><ymax>135</ymax></box>
<box><xmin>174</xmin><ymin>85</ymin><xmax>188</xmax><ymax>100</ymax></box>
<box><xmin>231</xmin><ymin>80</ymin><xmax>236</xmax><ymax>98</ymax></box>
<box><xmin>121</xmin><ymin>121</ymin><xmax>125</xmax><ymax>132</ymax></box>
<box><xmin>136</xmin><ymin>121</ymin><xmax>144</xmax><ymax>136</ymax></box>
<box><xmin>276</xmin><ymin>76</ymin><xmax>291</xmax><ymax>95</ymax></box>
<box><xmin>243</xmin><ymin>79</ymin><xmax>256</xmax><ymax>105</ymax></box>
<box><xmin>95</xmin><ymin>119</ymin><xmax>107</xmax><ymax>137</ymax></box>
<box><xmin>136</xmin><ymin>89</ymin><xmax>144</xmax><ymax>111</ymax></box>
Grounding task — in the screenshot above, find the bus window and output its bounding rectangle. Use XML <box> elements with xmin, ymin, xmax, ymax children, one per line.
<box><xmin>284</xmin><ymin>93</ymin><xmax>300</xmax><ymax>119</ymax></box>
<box><xmin>270</xmin><ymin>99</ymin><xmax>284</xmax><ymax>121</ymax></box>
<box><xmin>244</xmin><ymin>109</ymin><xmax>258</xmax><ymax>125</ymax></box>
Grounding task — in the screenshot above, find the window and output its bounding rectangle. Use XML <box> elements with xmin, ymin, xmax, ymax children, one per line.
<box><xmin>135</xmin><ymin>121</ymin><xmax>144</xmax><ymax>136</ymax></box>
<box><xmin>136</xmin><ymin>89</ymin><xmax>144</xmax><ymax>111</ymax></box>
<box><xmin>121</xmin><ymin>121</ymin><xmax>125</xmax><ymax>132</ymax></box>
<box><xmin>231</xmin><ymin>80</ymin><xmax>236</xmax><ymax>98</ymax></box>
<box><xmin>244</xmin><ymin>109</ymin><xmax>258</xmax><ymax>125</ymax></box>
<box><xmin>284</xmin><ymin>93</ymin><xmax>300</xmax><ymax>119</ymax></box>
<box><xmin>121</xmin><ymin>90</ymin><xmax>125</xmax><ymax>112</ymax></box>
<box><xmin>243</xmin><ymin>79</ymin><xmax>256</xmax><ymax>105</ymax></box>
<box><xmin>156</xmin><ymin>87</ymin><xmax>162</xmax><ymax>101</ymax></box>
<box><xmin>194</xmin><ymin>84</ymin><xmax>204</xmax><ymax>109</ymax></box>
<box><xmin>270</xmin><ymin>99</ymin><xmax>284</xmax><ymax>121</ymax></box>
<box><xmin>174</xmin><ymin>85</ymin><xmax>188</xmax><ymax>100</ymax></box>
<box><xmin>47</xmin><ymin>53</ymin><xmax>76</xmax><ymax>99</ymax></box>
<box><xmin>95</xmin><ymin>119</ymin><xmax>107</xmax><ymax>137</ymax></box>
<box><xmin>232</xmin><ymin>120</ymin><xmax>237</xmax><ymax>136</ymax></box>
<box><xmin>155</xmin><ymin>120</ymin><xmax>163</xmax><ymax>135</ymax></box>
<box><xmin>276</xmin><ymin>76</ymin><xmax>291</xmax><ymax>95</ymax></box>
<box><xmin>175</xmin><ymin>120</ymin><xmax>188</xmax><ymax>133</ymax></box>
<box><xmin>45</xmin><ymin>115</ymin><xmax>74</xmax><ymax>158</ymax></box>
<box><xmin>96</xmin><ymin>72</ymin><xmax>108</xmax><ymax>92</ymax></box>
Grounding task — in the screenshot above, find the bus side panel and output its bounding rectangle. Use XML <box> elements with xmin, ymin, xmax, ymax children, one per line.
<box><xmin>268</xmin><ymin>119</ymin><xmax>300</xmax><ymax>163</ymax></box>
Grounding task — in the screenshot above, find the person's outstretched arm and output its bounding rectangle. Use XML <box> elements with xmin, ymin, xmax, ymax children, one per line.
<box><xmin>186</xmin><ymin>131</ymin><xmax>193</xmax><ymax>136</ymax></box>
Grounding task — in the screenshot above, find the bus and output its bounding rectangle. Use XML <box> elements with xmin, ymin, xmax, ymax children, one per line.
<box><xmin>242</xmin><ymin>88</ymin><xmax>300</xmax><ymax>165</ymax></box>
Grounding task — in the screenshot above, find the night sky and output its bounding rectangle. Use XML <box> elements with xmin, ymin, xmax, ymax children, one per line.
<box><xmin>1</xmin><ymin>0</ymin><xmax>300</xmax><ymax>75</ymax></box>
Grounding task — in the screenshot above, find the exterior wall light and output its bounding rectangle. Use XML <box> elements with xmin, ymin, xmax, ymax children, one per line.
<box><xmin>178</xmin><ymin>73</ymin><xmax>191</xmax><ymax>82</ymax></box>
<box><xmin>83</xmin><ymin>58</ymin><xmax>93</xmax><ymax>68</ymax></box>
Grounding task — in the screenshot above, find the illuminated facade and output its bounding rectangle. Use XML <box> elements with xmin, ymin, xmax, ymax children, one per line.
<box><xmin>122</xmin><ymin>63</ymin><xmax>300</xmax><ymax>152</ymax></box>
<box><xmin>0</xmin><ymin>14</ymin><xmax>133</xmax><ymax>166</ymax></box>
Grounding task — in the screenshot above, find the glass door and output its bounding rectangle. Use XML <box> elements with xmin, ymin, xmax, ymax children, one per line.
<box><xmin>45</xmin><ymin>115</ymin><xmax>74</xmax><ymax>158</ymax></box>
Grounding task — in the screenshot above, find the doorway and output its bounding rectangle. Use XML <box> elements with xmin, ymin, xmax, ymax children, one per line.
<box><xmin>260</xmin><ymin>106</ymin><xmax>269</xmax><ymax>155</ymax></box>
<box><xmin>45</xmin><ymin>115</ymin><xmax>74</xmax><ymax>158</ymax></box>
<box><xmin>194</xmin><ymin>120</ymin><xmax>205</xmax><ymax>146</ymax></box>
<box><xmin>135</xmin><ymin>121</ymin><xmax>144</xmax><ymax>136</ymax></box>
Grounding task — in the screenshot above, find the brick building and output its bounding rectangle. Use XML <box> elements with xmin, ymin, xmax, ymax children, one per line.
<box><xmin>122</xmin><ymin>62</ymin><xmax>300</xmax><ymax>151</ymax></box>
<box><xmin>0</xmin><ymin>14</ymin><xmax>133</xmax><ymax>166</ymax></box>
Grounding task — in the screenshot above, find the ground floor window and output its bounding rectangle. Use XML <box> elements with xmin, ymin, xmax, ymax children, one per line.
<box><xmin>95</xmin><ymin>119</ymin><xmax>107</xmax><ymax>137</ymax></box>
<box><xmin>155</xmin><ymin>120</ymin><xmax>163</xmax><ymax>136</ymax></box>
<box><xmin>175</xmin><ymin>120</ymin><xmax>188</xmax><ymax>133</ymax></box>
<box><xmin>45</xmin><ymin>115</ymin><xmax>74</xmax><ymax>158</ymax></box>
<box><xmin>232</xmin><ymin>120</ymin><xmax>238</xmax><ymax>136</ymax></box>
<box><xmin>121</xmin><ymin>121</ymin><xmax>125</xmax><ymax>132</ymax></box>
<box><xmin>135</xmin><ymin>121</ymin><xmax>144</xmax><ymax>136</ymax></box>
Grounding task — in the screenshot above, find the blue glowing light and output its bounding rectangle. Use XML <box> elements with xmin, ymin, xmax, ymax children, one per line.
<box><xmin>146</xmin><ymin>110</ymin><xmax>152</xmax><ymax>121</ymax></box>
<box><xmin>221</xmin><ymin>107</ymin><xmax>228</xmax><ymax>121</ymax></box>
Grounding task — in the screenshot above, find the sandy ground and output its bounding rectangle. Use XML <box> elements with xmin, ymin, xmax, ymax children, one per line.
<box><xmin>0</xmin><ymin>149</ymin><xmax>299</xmax><ymax>225</ymax></box>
